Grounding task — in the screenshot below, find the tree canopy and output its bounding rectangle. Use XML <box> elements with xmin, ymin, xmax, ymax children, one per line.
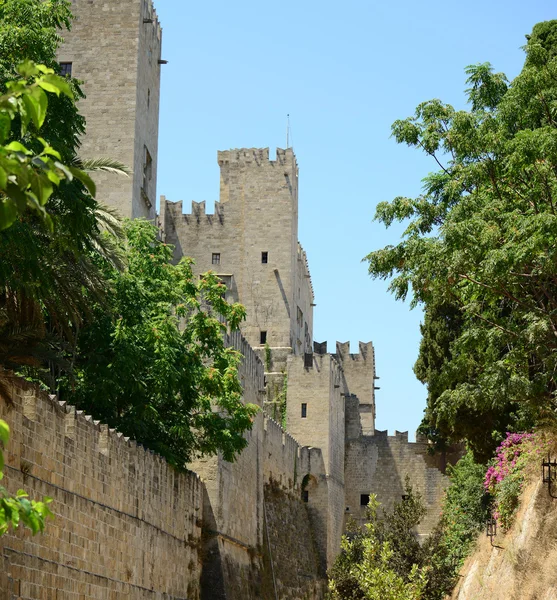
<box><xmin>59</xmin><ymin>220</ymin><xmax>258</xmax><ymax>467</ymax></box>
<box><xmin>366</xmin><ymin>21</ymin><xmax>557</xmax><ymax>460</ymax></box>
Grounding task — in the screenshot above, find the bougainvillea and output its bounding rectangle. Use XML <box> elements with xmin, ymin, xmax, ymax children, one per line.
<box><xmin>484</xmin><ymin>432</ymin><xmax>548</xmax><ymax>531</ymax></box>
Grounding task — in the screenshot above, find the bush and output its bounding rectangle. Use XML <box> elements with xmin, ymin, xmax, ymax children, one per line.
<box><xmin>423</xmin><ymin>451</ymin><xmax>489</xmax><ymax>599</ymax></box>
<box><xmin>484</xmin><ymin>431</ymin><xmax>548</xmax><ymax>531</ymax></box>
<box><xmin>328</xmin><ymin>492</ymin><xmax>428</xmax><ymax>600</ymax></box>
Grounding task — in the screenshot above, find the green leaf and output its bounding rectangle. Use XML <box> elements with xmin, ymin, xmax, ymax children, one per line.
<box><xmin>68</xmin><ymin>166</ymin><xmax>96</xmax><ymax>197</ymax></box>
<box><xmin>37</xmin><ymin>74</ymin><xmax>73</xmax><ymax>99</ymax></box>
<box><xmin>0</xmin><ymin>420</ymin><xmax>9</xmax><ymax>445</ymax></box>
<box><xmin>0</xmin><ymin>113</ymin><xmax>11</xmax><ymax>144</ymax></box>
<box><xmin>0</xmin><ymin>197</ymin><xmax>18</xmax><ymax>230</ymax></box>
<box><xmin>16</xmin><ymin>60</ymin><xmax>39</xmax><ymax>78</ymax></box>
<box><xmin>6</xmin><ymin>141</ymin><xmax>31</xmax><ymax>155</ymax></box>
<box><xmin>38</xmin><ymin>138</ymin><xmax>61</xmax><ymax>160</ymax></box>
<box><xmin>23</xmin><ymin>86</ymin><xmax>48</xmax><ymax>129</ymax></box>
<box><xmin>30</xmin><ymin>173</ymin><xmax>53</xmax><ymax>206</ymax></box>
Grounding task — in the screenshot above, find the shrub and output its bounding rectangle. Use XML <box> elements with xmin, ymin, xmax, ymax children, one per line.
<box><xmin>484</xmin><ymin>431</ymin><xmax>548</xmax><ymax>531</ymax></box>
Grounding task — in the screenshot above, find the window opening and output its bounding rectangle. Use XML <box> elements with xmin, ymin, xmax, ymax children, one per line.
<box><xmin>304</xmin><ymin>353</ymin><xmax>313</xmax><ymax>369</ymax></box>
<box><xmin>260</xmin><ymin>331</ymin><xmax>267</xmax><ymax>345</ymax></box>
<box><xmin>60</xmin><ymin>62</ymin><xmax>72</xmax><ymax>77</ymax></box>
<box><xmin>302</xmin><ymin>490</ymin><xmax>309</xmax><ymax>503</ymax></box>
<box><xmin>212</xmin><ymin>253</ymin><xmax>220</xmax><ymax>265</ymax></box>
<box><xmin>301</xmin><ymin>403</ymin><xmax>307</xmax><ymax>418</ymax></box>
<box><xmin>143</xmin><ymin>146</ymin><xmax>152</xmax><ymax>196</ymax></box>
<box><xmin>261</xmin><ymin>251</ymin><xmax>268</xmax><ymax>264</ymax></box>
<box><xmin>360</xmin><ymin>494</ymin><xmax>370</xmax><ymax>506</ymax></box>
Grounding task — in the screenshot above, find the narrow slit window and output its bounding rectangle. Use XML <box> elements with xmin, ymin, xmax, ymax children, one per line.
<box><xmin>260</xmin><ymin>331</ymin><xmax>267</xmax><ymax>345</ymax></box>
<box><xmin>143</xmin><ymin>146</ymin><xmax>153</xmax><ymax>191</ymax></box>
<box><xmin>301</xmin><ymin>403</ymin><xmax>307</xmax><ymax>418</ymax></box>
<box><xmin>302</xmin><ymin>490</ymin><xmax>309</xmax><ymax>503</ymax></box>
<box><xmin>212</xmin><ymin>253</ymin><xmax>220</xmax><ymax>265</ymax></box>
<box><xmin>261</xmin><ymin>251</ymin><xmax>268</xmax><ymax>264</ymax></box>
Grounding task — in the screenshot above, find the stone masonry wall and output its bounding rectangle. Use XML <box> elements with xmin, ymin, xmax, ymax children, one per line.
<box><xmin>0</xmin><ymin>375</ymin><xmax>203</xmax><ymax>600</ymax></box>
<box><xmin>188</xmin><ymin>331</ymin><xmax>265</xmax><ymax>600</ymax></box>
<box><xmin>189</xmin><ymin>333</ymin><xmax>327</xmax><ymax>599</ymax></box>
<box><xmin>344</xmin><ymin>431</ymin><xmax>449</xmax><ymax>538</ymax></box>
<box><xmin>286</xmin><ymin>352</ymin><xmax>346</xmax><ymax>566</ymax></box>
<box><xmin>334</xmin><ymin>341</ymin><xmax>376</xmax><ymax>435</ymax></box>
<box><xmin>262</xmin><ymin>483</ymin><xmax>326</xmax><ymax>600</ymax></box>
<box><xmin>59</xmin><ymin>0</ymin><xmax>161</xmax><ymax>220</ymax></box>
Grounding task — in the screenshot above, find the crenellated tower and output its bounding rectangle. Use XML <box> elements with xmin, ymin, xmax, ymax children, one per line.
<box><xmin>161</xmin><ymin>148</ymin><xmax>314</xmax><ymax>355</ymax></box>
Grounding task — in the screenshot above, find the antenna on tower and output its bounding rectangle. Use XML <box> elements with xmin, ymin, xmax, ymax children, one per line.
<box><xmin>286</xmin><ymin>114</ymin><xmax>291</xmax><ymax>148</ymax></box>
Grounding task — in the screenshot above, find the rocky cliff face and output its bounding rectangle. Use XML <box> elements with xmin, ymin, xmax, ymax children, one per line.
<box><xmin>453</xmin><ymin>476</ymin><xmax>557</xmax><ymax>600</ymax></box>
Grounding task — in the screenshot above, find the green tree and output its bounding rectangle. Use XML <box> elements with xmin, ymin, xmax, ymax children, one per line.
<box><xmin>422</xmin><ymin>452</ymin><xmax>489</xmax><ymax>599</ymax></box>
<box><xmin>328</xmin><ymin>492</ymin><xmax>428</xmax><ymax>600</ymax></box>
<box><xmin>0</xmin><ymin>0</ymin><xmax>124</xmax><ymax>383</ymax></box>
<box><xmin>365</xmin><ymin>21</ymin><xmax>557</xmax><ymax>459</ymax></box>
<box><xmin>60</xmin><ymin>220</ymin><xmax>259</xmax><ymax>468</ymax></box>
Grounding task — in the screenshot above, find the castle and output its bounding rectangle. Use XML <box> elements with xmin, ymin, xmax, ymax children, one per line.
<box><xmin>0</xmin><ymin>2</ymin><xmax>455</xmax><ymax>598</ymax></box>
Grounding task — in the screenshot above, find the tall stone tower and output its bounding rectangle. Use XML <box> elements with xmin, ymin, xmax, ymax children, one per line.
<box><xmin>58</xmin><ymin>0</ymin><xmax>163</xmax><ymax>220</ymax></box>
<box><xmin>161</xmin><ymin>148</ymin><xmax>314</xmax><ymax>355</ymax></box>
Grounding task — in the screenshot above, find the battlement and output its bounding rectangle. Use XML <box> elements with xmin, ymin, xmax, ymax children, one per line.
<box><xmin>298</xmin><ymin>242</ymin><xmax>315</xmax><ymax>302</ymax></box>
<box><xmin>144</xmin><ymin>0</ymin><xmax>163</xmax><ymax>41</ymax></box>
<box><xmin>226</xmin><ymin>330</ymin><xmax>265</xmax><ymax>396</ymax></box>
<box><xmin>333</xmin><ymin>341</ymin><xmax>374</xmax><ymax>362</ymax></box>
<box><xmin>217</xmin><ymin>147</ymin><xmax>297</xmax><ymax>169</ymax></box>
<box><xmin>162</xmin><ymin>197</ymin><xmax>225</xmax><ymax>225</ymax></box>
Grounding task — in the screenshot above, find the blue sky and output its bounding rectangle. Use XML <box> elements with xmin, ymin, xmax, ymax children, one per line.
<box><xmin>155</xmin><ymin>0</ymin><xmax>555</xmax><ymax>438</ymax></box>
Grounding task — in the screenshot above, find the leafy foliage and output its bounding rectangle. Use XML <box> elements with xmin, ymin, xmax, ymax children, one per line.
<box><xmin>484</xmin><ymin>431</ymin><xmax>547</xmax><ymax>530</ymax></box>
<box><xmin>0</xmin><ymin>60</ymin><xmax>94</xmax><ymax>230</ymax></box>
<box><xmin>365</xmin><ymin>21</ymin><xmax>557</xmax><ymax>459</ymax></box>
<box><xmin>423</xmin><ymin>452</ymin><xmax>490</xmax><ymax>599</ymax></box>
<box><xmin>328</xmin><ymin>460</ymin><xmax>490</xmax><ymax>600</ymax></box>
<box><xmin>60</xmin><ymin>220</ymin><xmax>259</xmax><ymax>468</ymax></box>
<box><xmin>328</xmin><ymin>493</ymin><xmax>428</xmax><ymax>600</ymax></box>
<box><xmin>0</xmin><ymin>0</ymin><xmax>121</xmax><ymax>379</ymax></box>
<box><xmin>0</xmin><ymin>418</ymin><xmax>52</xmax><ymax>536</ymax></box>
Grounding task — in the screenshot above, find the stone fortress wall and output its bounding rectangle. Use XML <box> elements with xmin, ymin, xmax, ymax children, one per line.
<box><xmin>0</xmin><ymin>373</ymin><xmax>204</xmax><ymax>600</ymax></box>
<box><xmin>0</xmin><ymin>334</ymin><xmax>331</xmax><ymax>599</ymax></box>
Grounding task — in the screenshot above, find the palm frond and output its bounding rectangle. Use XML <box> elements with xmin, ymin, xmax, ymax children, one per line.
<box><xmin>72</xmin><ymin>156</ymin><xmax>132</xmax><ymax>177</ymax></box>
<box><xmin>91</xmin><ymin>203</ymin><xmax>126</xmax><ymax>271</ymax></box>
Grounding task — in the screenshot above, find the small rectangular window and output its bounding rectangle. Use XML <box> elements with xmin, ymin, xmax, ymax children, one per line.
<box><xmin>301</xmin><ymin>403</ymin><xmax>307</xmax><ymax>418</ymax></box>
<box><xmin>212</xmin><ymin>253</ymin><xmax>220</xmax><ymax>265</ymax></box>
<box><xmin>304</xmin><ymin>353</ymin><xmax>313</xmax><ymax>369</ymax></box>
<box><xmin>261</xmin><ymin>251</ymin><xmax>268</xmax><ymax>264</ymax></box>
<box><xmin>360</xmin><ymin>494</ymin><xmax>370</xmax><ymax>507</ymax></box>
<box><xmin>59</xmin><ymin>62</ymin><xmax>72</xmax><ymax>77</ymax></box>
<box><xmin>260</xmin><ymin>331</ymin><xmax>267</xmax><ymax>345</ymax></box>
<box><xmin>302</xmin><ymin>490</ymin><xmax>309</xmax><ymax>503</ymax></box>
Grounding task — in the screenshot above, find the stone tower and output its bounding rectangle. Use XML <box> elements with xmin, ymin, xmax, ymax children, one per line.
<box><xmin>58</xmin><ymin>0</ymin><xmax>163</xmax><ymax>220</ymax></box>
<box><xmin>161</xmin><ymin>148</ymin><xmax>314</xmax><ymax>354</ymax></box>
